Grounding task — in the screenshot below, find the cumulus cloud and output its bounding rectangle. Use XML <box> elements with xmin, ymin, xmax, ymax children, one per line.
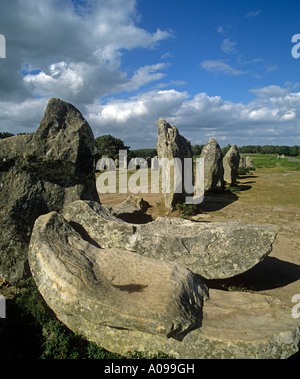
<box><xmin>1</xmin><ymin>82</ymin><xmax>299</xmax><ymax>148</ymax></box>
<box><xmin>0</xmin><ymin>0</ymin><xmax>171</xmax><ymax>104</ymax></box>
<box><xmin>245</xmin><ymin>10</ymin><xmax>261</xmax><ymax>18</ymax></box>
<box><xmin>249</xmin><ymin>85</ymin><xmax>290</xmax><ymax>98</ymax></box>
<box><xmin>0</xmin><ymin>0</ymin><xmax>174</xmax><ymax>136</ymax></box>
<box><xmin>86</xmin><ymin>89</ymin><xmax>189</xmax><ymax>146</ymax></box>
<box><xmin>0</xmin><ymin>1</ymin><xmax>299</xmax><ymax>149</ymax></box>
<box><xmin>221</xmin><ymin>39</ymin><xmax>237</xmax><ymax>54</ymax></box>
<box><xmin>201</xmin><ymin>60</ymin><xmax>248</xmax><ymax>76</ymax></box>
<box><xmin>83</xmin><ymin>86</ymin><xmax>300</xmax><ymax>148</ymax></box>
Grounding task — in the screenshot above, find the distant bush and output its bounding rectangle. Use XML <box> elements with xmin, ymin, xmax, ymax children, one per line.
<box><xmin>0</xmin><ymin>132</ymin><xmax>15</xmax><ymax>139</ymax></box>
<box><xmin>131</xmin><ymin>148</ymin><xmax>157</xmax><ymax>159</ymax></box>
<box><xmin>239</xmin><ymin>144</ymin><xmax>300</xmax><ymax>157</ymax></box>
<box><xmin>175</xmin><ymin>202</ymin><xmax>201</xmax><ymax>217</ymax></box>
<box><xmin>238</xmin><ymin>167</ymin><xmax>248</xmax><ymax>175</ymax></box>
<box><xmin>192</xmin><ymin>144</ymin><xmax>204</xmax><ymax>156</ymax></box>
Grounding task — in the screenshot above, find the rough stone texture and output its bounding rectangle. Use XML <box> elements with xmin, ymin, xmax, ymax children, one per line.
<box><xmin>0</xmin><ymin>98</ymin><xmax>99</xmax><ymax>282</ymax></box>
<box><xmin>29</xmin><ymin>211</ymin><xmax>209</xmax><ymax>340</ymax></box>
<box><xmin>223</xmin><ymin>144</ymin><xmax>240</xmax><ymax>185</ymax></box>
<box><xmin>200</xmin><ymin>139</ymin><xmax>224</xmax><ymax>192</ymax></box>
<box><xmin>82</xmin><ymin>289</ymin><xmax>299</xmax><ymax>359</ymax></box>
<box><xmin>108</xmin><ymin>195</ymin><xmax>149</xmax><ymax>217</ymax></box>
<box><xmin>157</xmin><ymin>119</ymin><xmax>193</xmax><ymax>210</ymax></box>
<box><xmin>239</xmin><ymin>156</ymin><xmax>247</xmax><ymax>170</ymax></box>
<box><xmin>246</xmin><ymin>156</ymin><xmax>254</xmax><ymax>169</ymax></box>
<box><xmin>63</xmin><ymin>200</ymin><xmax>277</xmax><ymax>280</ymax></box>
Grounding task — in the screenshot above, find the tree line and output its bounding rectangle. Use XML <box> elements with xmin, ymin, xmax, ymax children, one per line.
<box><xmin>192</xmin><ymin>143</ymin><xmax>300</xmax><ymax>157</ymax></box>
<box><xmin>1</xmin><ymin>132</ymin><xmax>299</xmax><ymax>158</ymax></box>
<box><xmin>238</xmin><ymin>144</ymin><xmax>300</xmax><ymax>156</ymax></box>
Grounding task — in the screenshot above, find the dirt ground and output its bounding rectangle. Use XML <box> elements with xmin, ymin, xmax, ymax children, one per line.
<box><xmin>100</xmin><ymin>167</ymin><xmax>300</xmax><ymax>309</ymax></box>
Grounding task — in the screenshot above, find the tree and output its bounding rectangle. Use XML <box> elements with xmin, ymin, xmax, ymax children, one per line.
<box><xmin>94</xmin><ymin>135</ymin><xmax>130</xmax><ymax>160</ymax></box>
<box><xmin>0</xmin><ymin>132</ymin><xmax>15</xmax><ymax>139</ymax></box>
<box><xmin>192</xmin><ymin>144</ymin><xmax>204</xmax><ymax>156</ymax></box>
<box><xmin>222</xmin><ymin>144</ymin><xmax>231</xmax><ymax>155</ymax></box>
<box><xmin>131</xmin><ymin>149</ymin><xmax>157</xmax><ymax>159</ymax></box>
<box><xmin>290</xmin><ymin>146</ymin><xmax>299</xmax><ymax>156</ymax></box>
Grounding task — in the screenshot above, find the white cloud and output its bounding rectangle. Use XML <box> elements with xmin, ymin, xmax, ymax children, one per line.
<box><xmin>1</xmin><ymin>85</ymin><xmax>299</xmax><ymax>148</ymax></box>
<box><xmin>245</xmin><ymin>10</ymin><xmax>261</xmax><ymax>18</ymax></box>
<box><xmin>23</xmin><ymin>61</ymin><xmax>168</xmax><ymax>105</ymax></box>
<box><xmin>81</xmin><ymin>85</ymin><xmax>300</xmax><ymax>148</ymax></box>
<box><xmin>201</xmin><ymin>60</ymin><xmax>248</xmax><ymax>76</ymax></box>
<box><xmin>265</xmin><ymin>65</ymin><xmax>278</xmax><ymax>73</ymax></box>
<box><xmin>0</xmin><ymin>98</ymin><xmax>48</xmax><ymax>132</ymax></box>
<box><xmin>221</xmin><ymin>39</ymin><xmax>237</xmax><ymax>54</ymax></box>
<box><xmin>249</xmin><ymin>85</ymin><xmax>290</xmax><ymax>98</ymax></box>
<box><xmin>0</xmin><ymin>0</ymin><xmax>172</xmax><ymax>104</ymax></box>
<box><xmin>217</xmin><ymin>25</ymin><xmax>225</xmax><ymax>34</ymax></box>
<box><xmin>0</xmin><ymin>1</ymin><xmax>299</xmax><ymax>149</ymax></box>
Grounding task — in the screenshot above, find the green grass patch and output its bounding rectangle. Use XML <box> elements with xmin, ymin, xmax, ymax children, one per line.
<box><xmin>247</xmin><ymin>154</ymin><xmax>300</xmax><ymax>171</ymax></box>
<box><xmin>1</xmin><ymin>278</ymin><xmax>171</xmax><ymax>359</ymax></box>
<box><xmin>175</xmin><ymin>202</ymin><xmax>201</xmax><ymax>217</ymax></box>
<box><xmin>1</xmin><ymin>278</ymin><xmax>122</xmax><ymax>359</ymax></box>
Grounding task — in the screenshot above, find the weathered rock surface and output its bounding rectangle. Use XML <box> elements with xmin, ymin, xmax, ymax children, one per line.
<box><xmin>29</xmin><ymin>201</ymin><xmax>299</xmax><ymax>359</ymax></box>
<box><xmin>29</xmin><ymin>211</ymin><xmax>208</xmax><ymax>340</ymax></box>
<box><xmin>239</xmin><ymin>156</ymin><xmax>247</xmax><ymax>170</ymax></box>
<box><xmin>63</xmin><ymin>200</ymin><xmax>277</xmax><ymax>280</ymax></box>
<box><xmin>223</xmin><ymin>144</ymin><xmax>240</xmax><ymax>185</ymax></box>
<box><xmin>200</xmin><ymin>139</ymin><xmax>224</xmax><ymax>192</ymax></box>
<box><xmin>157</xmin><ymin>119</ymin><xmax>193</xmax><ymax>210</ymax></box>
<box><xmin>0</xmin><ymin>98</ymin><xmax>99</xmax><ymax>282</ymax></box>
<box><xmin>246</xmin><ymin>156</ymin><xmax>254</xmax><ymax>169</ymax></box>
<box><xmin>109</xmin><ymin>195</ymin><xmax>150</xmax><ymax>217</ymax></box>
<box><xmin>86</xmin><ymin>289</ymin><xmax>299</xmax><ymax>359</ymax></box>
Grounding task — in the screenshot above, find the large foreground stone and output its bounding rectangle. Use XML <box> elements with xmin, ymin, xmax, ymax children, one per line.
<box><xmin>63</xmin><ymin>200</ymin><xmax>277</xmax><ymax>280</ymax></box>
<box><xmin>0</xmin><ymin>98</ymin><xmax>99</xmax><ymax>282</ymax></box>
<box><xmin>29</xmin><ymin>211</ymin><xmax>208</xmax><ymax>340</ymax></box>
<box><xmin>84</xmin><ymin>289</ymin><xmax>299</xmax><ymax>359</ymax></box>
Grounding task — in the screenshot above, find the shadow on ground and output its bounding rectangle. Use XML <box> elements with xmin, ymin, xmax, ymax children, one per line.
<box><xmin>206</xmin><ymin>257</ymin><xmax>300</xmax><ymax>292</ymax></box>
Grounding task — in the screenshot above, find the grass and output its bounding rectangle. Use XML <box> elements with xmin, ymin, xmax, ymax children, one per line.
<box><xmin>0</xmin><ymin>278</ymin><xmax>171</xmax><ymax>359</ymax></box>
<box><xmin>175</xmin><ymin>202</ymin><xmax>201</xmax><ymax>217</ymax></box>
<box><xmin>0</xmin><ymin>278</ymin><xmax>122</xmax><ymax>359</ymax></box>
<box><xmin>2</xmin><ymin>155</ymin><xmax>298</xmax><ymax>359</ymax></box>
<box><xmin>245</xmin><ymin>154</ymin><xmax>300</xmax><ymax>171</ymax></box>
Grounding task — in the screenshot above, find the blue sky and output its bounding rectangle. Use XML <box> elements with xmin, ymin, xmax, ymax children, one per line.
<box><xmin>0</xmin><ymin>0</ymin><xmax>300</xmax><ymax>148</ymax></box>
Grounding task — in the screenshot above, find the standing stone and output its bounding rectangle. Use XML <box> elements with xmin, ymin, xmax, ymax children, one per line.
<box><xmin>0</xmin><ymin>98</ymin><xmax>99</xmax><ymax>282</ymax></box>
<box><xmin>246</xmin><ymin>156</ymin><xmax>254</xmax><ymax>169</ymax></box>
<box><xmin>239</xmin><ymin>156</ymin><xmax>247</xmax><ymax>171</ymax></box>
<box><xmin>200</xmin><ymin>139</ymin><xmax>224</xmax><ymax>192</ymax></box>
<box><xmin>157</xmin><ymin>119</ymin><xmax>193</xmax><ymax>210</ymax></box>
<box><xmin>223</xmin><ymin>144</ymin><xmax>240</xmax><ymax>185</ymax></box>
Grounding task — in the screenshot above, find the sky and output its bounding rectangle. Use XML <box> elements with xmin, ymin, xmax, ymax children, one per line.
<box><xmin>0</xmin><ymin>0</ymin><xmax>300</xmax><ymax>149</ymax></box>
